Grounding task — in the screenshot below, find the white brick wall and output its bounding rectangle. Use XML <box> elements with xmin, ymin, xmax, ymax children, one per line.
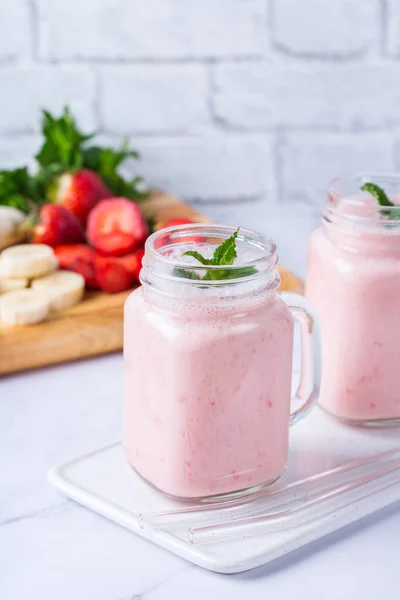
<box><xmin>272</xmin><ymin>0</ymin><xmax>379</xmax><ymax>57</ymax></box>
<box><xmin>100</xmin><ymin>66</ymin><xmax>210</xmax><ymax>134</ymax></box>
<box><xmin>0</xmin><ymin>0</ymin><xmax>398</xmax><ymax>274</ymax></box>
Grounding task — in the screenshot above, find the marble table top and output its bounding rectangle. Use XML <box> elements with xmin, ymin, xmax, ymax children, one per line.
<box><xmin>2</xmin><ymin>352</ymin><xmax>400</xmax><ymax>600</ymax></box>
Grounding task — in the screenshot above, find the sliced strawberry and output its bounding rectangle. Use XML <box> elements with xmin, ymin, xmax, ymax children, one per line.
<box><xmin>87</xmin><ymin>197</ymin><xmax>148</xmax><ymax>257</ymax></box>
<box><xmin>32</xmin><ymin>204</ymin><xmax>85</xmax><ymax>247</ymax></box>
<box><xmin>95</xmin><ymin>255</ymin><xmax>133</xmax><ymax>294</ymax></box>
<box><xmin>50</xmin><ymin>169</ymin><xmax>111</xmax><ymax>226</ymax></box>
<box><xmin>54</xmin><ymin>244</ymin><xmax>97</xmax><ymax>288</ymax></box>
<box><xmin>119</xmin><ymin>248</ymin><xmax>144</xmax><ymax>283</ymax></box>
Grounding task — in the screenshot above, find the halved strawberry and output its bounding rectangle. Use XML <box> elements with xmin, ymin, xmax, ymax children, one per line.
<box><xmin>119</xmin><ymin>248</ymin><xmax>144</xmax><ymax>284</ymax></box>
<box><xmin>50</xmin><ymin>169</ymin><xmax>111</xmax><ymax>226</ymax></box>
<box><xmin>87</xmin><ymin>197</ymin><xmax>148</xmax><ymax>257</ymax></box>
<box><xmin>32</xmin><ymin>204</ymin><xmax>86</xmax><ymax>247</ymax></box>
<box><xmin>54</xmin><ymin>244</ymin><xmax>98</xmax><ymax>288</ymax></box>
<box><xmin>95</xmin><ymin>255</ymin><xmax>133</xmax><ymax>294</ymax></box>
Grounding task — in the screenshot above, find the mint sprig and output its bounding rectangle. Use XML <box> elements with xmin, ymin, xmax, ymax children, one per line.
<box><xmin>361</xmin><ymin>182</ymin><xmax>400</xmax><ymax>221</ymax></box>
<box><xmin>35</xmin><ymin>106</ymin><xmax>145</xmax><ymax>200</ymax></box>
<box><xmin>176</xmin><ymin>228</ymin><xmax>256</xmax><ymax>281</ymax></box>
<box><xmin>0</xmin><ymin>167</ymin><xmax>45</xmax><ymax>213</ymax></box>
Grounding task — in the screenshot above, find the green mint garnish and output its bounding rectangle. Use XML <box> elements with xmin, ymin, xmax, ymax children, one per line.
<box><xmin>172</xmin><ymin>267</ymin><xmax>201</xmax><ymax>280</ymax></box>
<box><xmin>361</xmin><ymin>182</ymin><xmax>400</xmax><ymax>221</ymax></box>
<box><xmin>177</xmin><ymin>228</ymin><xmax>257</xmax><ymax>281</ymax></box>
<box><xmin>360</xmin><ymin>183</ymin><xmax>393</xmax><ymax>207</ymax></box>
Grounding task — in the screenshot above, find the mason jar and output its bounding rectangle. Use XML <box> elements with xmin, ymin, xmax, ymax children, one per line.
<box><xmin>307</xmin><ymin>172</ymin><xmax>400</xmax><ymax>426</ymax></box>
<box><xmin>123</xmin><ymin>224</ymin><xmax>321</xmax><ymax>500</ymax></box>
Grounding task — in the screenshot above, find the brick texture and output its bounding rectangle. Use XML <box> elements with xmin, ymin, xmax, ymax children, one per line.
<box><xmin>280</xmin><ymin>133</ymin><xmax>394</xmax><ymax>207</ymax></box>
<box><xmin>0</xmin><ymin>137</ymin><xmax>41</xmax><ymax>169</ymax></box>
<box><xmin>386</xmin><ymin>0</ymin><xmax>400</xmax><ymax>56</ymax></box>
<box><xmin>272</xmin><ymin>0</ymin><xmax>378</xmax><ymax>57</ymax></box>
<box><xmin>134</xmin><ymin>134</ymin><xmax>275</xmax><ymax>201</ymax></box>
<box><xmin>214</xmin><ymin>62</ymin><xmax>400</xmax><ymax>130</ymax></box>
<box><xmin>0</xmin><ymin>0</ymin><xmax>30</xmax><ymax>61</ymax></box>
<box><xmin>101</xmin><ymin>66</ymin><xmax>209</xmax><ymax>134</ymax></box>
<box><xmin>0</xmin><ymin>0</ymin><xmax>399</xmax><ymax>277</ymax></box>
<box><xmin>0</xmin><ymin>68</ymin><xmax>96</xmax><ymax>134</ymax></box>
<box><xmin>37</xmin><ymin>0</ymin><xmax>266</xmax><ymax>60</ymax></box>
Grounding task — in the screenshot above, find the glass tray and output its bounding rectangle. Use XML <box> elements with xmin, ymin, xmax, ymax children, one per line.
<box><xmin>48</xmin><ymin>407</ymin><xmax>400</xmax><ymax>574</ymax></box>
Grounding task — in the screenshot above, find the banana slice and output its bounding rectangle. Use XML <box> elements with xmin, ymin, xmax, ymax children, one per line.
<box><xmin>0</xmin><ymin>278</ymin><xmax>28</xmax><ymax>294</ymax></box>
<box><xmin>32</xmin><ymin>270</ymin><xmax>85</xmax><ymax>311</ymax></box>
<box><xmin>0</xmin><ymin>206</ymin><xmax>26</xmax><ymax>250</ymax></box>
<box><xmin>0</xmin><ymin>289</ymin><xmax>49</xmax><ymax>326</ymax></box>
<box><xmin>0</xmin><ymin>244</ymin><xmax>57</xmax><ymax>278</ymax></box>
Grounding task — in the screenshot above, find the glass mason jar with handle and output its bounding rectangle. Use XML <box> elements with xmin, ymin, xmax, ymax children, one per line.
<box><xmin>123</xmin><ymin>224</ymin><xmax>321</xmax><ymax>500</ymax></box>
<box><xmin>307</xmin><ymin>172</ymin><xmax>400</xmax><ymax>426</ymax></box>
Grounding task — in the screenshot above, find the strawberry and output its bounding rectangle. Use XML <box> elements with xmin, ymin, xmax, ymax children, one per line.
<box><xmin>95</xmin><ymin>255</ymin><xmax>133</xmax><ymax>294</ymax></box>
<box><xmin>49</xmin><ymin>169</ymin><xmax>111</xmax><ymax>226</ymax></box>
<box><xmin>87</xmin><ymin>198</ymin><xmax>148</xmax><ymax>257</ymax></box>
<box><xmin>32</xmin><ymin>204</ymin><xmax>85</xmax><ymax>247</ymax></box>
<box><xmin>119</xmin><ymin>248</ymin><xmax>144</xmax><ymax>283</ymax></box>
<box><xmin>54</xmin><ymin>244</ymin><xmax>98</xmax><ymax>288</ymax></box>
<box><xmin>35</xmin><ymin>108</ymin><xmax>144</xmax><ymax>225</ymax></box>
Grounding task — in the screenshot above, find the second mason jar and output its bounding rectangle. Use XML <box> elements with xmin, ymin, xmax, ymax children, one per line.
<box><xmin>123</xmin><ymin>224</ymin><xmax>320</xmax><ymax>500</ymax></box>
<box><xmin>307</xmin><ymin>172</ymin><xmax>400</xmax><ymax>426</ymax></box>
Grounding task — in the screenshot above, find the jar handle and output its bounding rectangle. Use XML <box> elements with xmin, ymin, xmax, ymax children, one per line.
<box><xmin>280</xmin><ymin>292</ymin><xmax>322</xmax><ymax>426</ymax></box>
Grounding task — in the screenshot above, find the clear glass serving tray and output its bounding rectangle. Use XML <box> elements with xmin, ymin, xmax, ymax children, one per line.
<box><xmin>48</xmin><ymin>408</ymin><xmax>400</xmax><ymax>574</ymax></box>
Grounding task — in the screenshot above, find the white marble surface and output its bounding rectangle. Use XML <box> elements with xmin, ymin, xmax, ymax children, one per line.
<box><xmin>2</xmin><ymin>352</ymin><xmax>400</xmax><ymax>600</ymax></box>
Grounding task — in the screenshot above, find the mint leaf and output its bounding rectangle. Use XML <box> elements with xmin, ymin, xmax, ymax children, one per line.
<box><xmin>182</xmin><ymin>250</ymin><xmax>212</xmax><ymax>265</ymax></box>
<box><xmin>35</xmin><ymin>106</ymin><xmax>146</xmax><ymax>203</ymax></box>
<box><xmin>361</xmin><ymin>182</ymin><xmax>400</xmax><ymax>221</ymax></box>
<box><xmin>222</xmin><ymin>265</ymin><xmax>257</xmax><ymax>279</ymax></box>
<box><xmin>172</xmin><ymin>267</ymin><xmax>202</xmax><ymax>280</ymax></box>
<box><xmin>361</xmin><ymin>183</ymin><xmax>393</xmax><ymax>207</ymax></box>
<box><xmin>36</xmin><ymin>107</ymin><xmax>94</xmax><ymax>173</ymax></box>
<box><xmin>178</xmin><ymin>228</ymin><xmax>256</xmax><ymax>281</ymax></box>
<box><xmin>210</xmin><ymin>228</ymin><xmax>238</xmax><ymax>266</ymax></box>
<box><xmin>82</xmin><ymin>141</ymin><xmax>145</xmax><ymax>201</ymax></box>
<box><xmin>0</xmin><ymin>168</ymin><xmax>46</xmax><ymax>213</ymax></box>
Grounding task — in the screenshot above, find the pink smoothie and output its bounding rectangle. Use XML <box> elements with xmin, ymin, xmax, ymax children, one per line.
<box><xmin>123</xmin><ymin>286</ymin><xmax>294</xmax><ymax>499</ymax></box>
<box><xmin>307</xmin><ymin>197</ymin><xmax>400</xmax><ymax>422</ymax></box>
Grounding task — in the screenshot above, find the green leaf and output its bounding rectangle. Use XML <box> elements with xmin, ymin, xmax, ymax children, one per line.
<box><xmin>222</xmin><ymin>265</ymin><xmax>257</xmax><ymax>279</ymax></box>
<box><xmin>35</xmin><ymin>106</ymin><xmax>94</xmax><ymax>172</ymax></box>
<box><xmin>210</xmin><ymin>228</ymin><xmax>239</xmax><ymax>266</ymax></box>
<box><xmin>182</xmin><ymin>250</ymin><xmax>212</xmax><ymax>265</ymax></box>
<box><xmin>361</xmin><ymin>182</ymin><xmax>394</xmax><ymax>207</ymax></box>
<box><xmin>178</xmin><ymin>227</ymin><xmax>256</xmax><ymax>281</ymax></box>
<box><xmin>0</xmin><ymin>167</ymin><xmax>46</xmax><ymax>213</ymax></box>
<box><xmin>172</xmin><ymin>267</ymin><xmax>202</xmax><ymax>280</ymax></box>
<box><xmin>360</xmin><ymin>182</ymin><xmax>400</xmax><ymax>221</ymax></box>
<box><xmin>82</xmin><ymin>141</ymin><xmax>145</xmax><ymax>201</ymax></box>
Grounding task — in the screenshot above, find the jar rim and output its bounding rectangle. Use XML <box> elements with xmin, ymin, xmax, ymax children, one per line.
<box><xmin>144</xmin><ymin>223</ymin><xmax>278</xmax><ymax>280</ymax></box>
<box><xmin>326</xmin><ymin>171</ymin><xmax>400</xmax><ymax>231</ymax></box>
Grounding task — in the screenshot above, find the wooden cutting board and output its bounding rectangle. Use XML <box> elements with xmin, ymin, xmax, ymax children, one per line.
<box><xmin>0</xmin><ymin>192</ymin><xmax>303</xmax><ymax>375</ymax></box>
